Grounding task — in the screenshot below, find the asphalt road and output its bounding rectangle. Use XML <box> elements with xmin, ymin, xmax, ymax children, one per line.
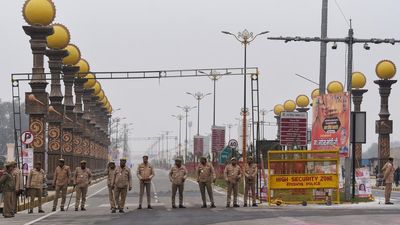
<box><xmin>3</xmin><ymin>169</ymin><xmax>400</xmax><ymax>225</ymax></box>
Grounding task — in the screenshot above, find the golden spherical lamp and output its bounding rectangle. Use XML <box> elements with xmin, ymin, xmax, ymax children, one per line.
<box><xmin>101</xmin><ymin>96</ymin><xmax>108</xmax><ymax>106</ymax></box>
<box><xmin>62</xmin><ymin>44</ymin><xmax>81</xmax><ymax>65</ymax></box>
<box><xmin>352</xmin><ymin>72</ymin><xmax>367</xmax><ymax>89</ymax></box>
<box><xmin>273</xmin><ymin>104</ymin><xmax>284</xmax><ymax>116</ymax></box>
<box><xmin>376</xmin><ymin>60</ymin><xmax>396</xmax><ymax>80</ymax></box>
<box><xmin>296</xmin><ymin>95</ymin><xmax>310</xmax><ymax>108</ymax></box>
<box><xmin>23</xmin><ymin>0</ymin><xmax>56</xmax><ymax>26</ymax></box>
<box><xmin>311</xmin><ymin>88</ymin><xmax>320</xmax><ymax>100</ymax></box>
<box><xmin>75</xmin><ymin>59</ymin><xmax>90</xmax><ymax>78</ymax></box>
<box><xmin>96</xmin><ymin>90</ymin><xmax>105</xmax><ymax>101</ymax></box>
<box><xmin>283</xmin><ymin>100</ymin><xmax>296</xmax><ymax>112</ymax></box>
<box><xmin>327</xmin><ymin>81</ymin><xmax>344</xmax><ymax>94</ymax></box>
<box><xmin>92</xmin><ymin>82</ymin><xmax>102</xmax><ymax>95</ymax></box>
<box><xmin>83</xmin><ymin>73</ymin><xmax>96</xmax><ymax>89</ymax></box>
<box><xmin>104</xmin><ymin>101</ymin><xmax>110</xmax><ymax>110</ymax></box>
<box><xmin>46</xmin><ymin>23</ymin><xmax>70</xmax><ymax>49</ymax></box>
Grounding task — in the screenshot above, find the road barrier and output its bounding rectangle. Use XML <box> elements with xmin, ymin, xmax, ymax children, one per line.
<box><xmin>267</xmin><ymin>150</ymin><xmax>340</xmax><ymax>205</ymax></box>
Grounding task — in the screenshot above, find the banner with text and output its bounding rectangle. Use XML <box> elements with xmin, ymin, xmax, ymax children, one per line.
<box><xmin>270</xmin><ymin>174</ymin><xmax>338</xmax><ymax>189</ymax></box>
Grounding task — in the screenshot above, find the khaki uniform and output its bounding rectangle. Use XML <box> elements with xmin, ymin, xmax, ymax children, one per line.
<box><xmin>0</xmin><ymin>171</ymin><xmax>15</xmax><ymax>218</ymax></box>
<box><xmin>52</xmin><ymin>165</ymin><xmax>71</xmax><ymax>209</ymax></box>
<box><xmin>244</xmin><ymin>163</ymin><xmax>258</xmax><ymax>205</ymax></box>
<box><xmin>106</xmin><ymin>167</ymin><xmax>116</xmax><ymax>209</ymax></box>
<box><xmin>11</xmin><ymin>168</ymin><xmax>23</xmax><ymax>213</ymax></box>
<box><xmin>137</xmin><ymin>163</ymin><xmax>154</xmax><ymax>206</ymax></box>
<box><xmin>27</xmin><ymin>169</ymin><xmax>45</xmax><ymax>211</ymax></box>
<box><xmin>196</xmin><ymin>163</ymin><xmax>216</xmax><ymax>206</ymax></box>
<box><xmin>224</xmin><ymin>164</ymin><xmax>242</xmax><ymax>205</ymax></box>
<box><xmin>382</xmin><ymin>162</ymin><xmax>395</xmax><ymax>203</ymax></box>
<box><xmin>74</xmin><ymin>167</ymin><xmax>92</xmax><ymax>209</ymax></box>
<box><xmin>169</xmin><ymin>165</ymin><xmax>187</xmax><ymax>206</ymax></box>
<box><xmin>112</xmin><ymin>166</ymin><xmax>132</xmax><ymax>210</ymax></box>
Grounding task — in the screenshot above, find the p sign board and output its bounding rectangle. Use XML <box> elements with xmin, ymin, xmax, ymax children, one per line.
<box><xmin>228</xmin><ymin>139</ymin><xmax>238</xmax><ymax>149</ymax></box>
<box><xmin>21</xmin><ymin>131</ymin><xmax>34</xmax><ymax>145</ymax></box>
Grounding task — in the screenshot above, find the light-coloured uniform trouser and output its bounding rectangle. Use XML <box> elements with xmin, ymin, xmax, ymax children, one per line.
<box><xmin>199</xmin><ymin>182</ymin><xmax>214</xmax><ymax>205</ymax></box>
<box><xmin>3</xmin><ymin>191</ymin><xmax>13</xmax><ymax>217</ymax></box>
<box><xmin>30</xmin><ymin>188</ymin><xmax>43</xmax><ymax>210</ymax></box>
<box><xmin>139</xmin><ymin>182</ymin><xmax>151</xmax><ymax>206</ymax></box>
<box><xmin>244</xmin><ymin>179</ymin><xmax>256</xmax><ymax>204</ymax></box>
<box><xmin>385</xmin><ymin>183</ymin><xmax>393</xmax><ymax>203</ymax></box>
<box><xmin>108</xmin><ymin>186</ymin><xmax>116</xmax><ymax>209</ymax></box>
<box><xmin>75</xmin><ymin>186</ymin><xmax>88</xmax><ymax>209</ymax></box>
<box><xmin>227</xmin><ymin>182</ymin><xmax>239</xmax><ymax>205</ymax></box>
<box><xmin>114</xmin><ymin>187</ymin><xmax>127</xmax><ymax>209</ymax></box>
<box><xmin>53</xmin><ymin>184</ymin><xmax>68</xmax><ymax>209</ymax></box>
<box><xmin>171</xmin><ymin>184</ymin><xmax>184</xmax><ymax>206</ymax></box>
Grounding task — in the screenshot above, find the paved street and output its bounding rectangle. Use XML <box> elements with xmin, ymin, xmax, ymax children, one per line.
<box><xmin>2</xmin><ymin>169</ymin><xmax>400</xmax><ymax>225</ymax></box>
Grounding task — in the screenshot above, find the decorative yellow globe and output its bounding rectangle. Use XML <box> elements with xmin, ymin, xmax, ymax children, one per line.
<box><xmin>23</xmin><ymin>0</ymin><xmax>56</xmax><ymax>26</ymax></box>
<box><xmin>283</xmin><ymin>100</ymin><xmax>296</xmax><ymax>112</ymax></box>
<box><xmin>104</xmin><ymin>101</ymin><xmax>110</xmax><ymax>110</ymax></box>
<box><xmin>62</xmin><ymin>44</ymin><xmax>81</xmax><ymax>65</ymax></box>
<box><xmin>311</xmin><ymin>88</ymin><xmax>320</xmax><ymax>99</ymax></box>
<box><xmin>83</xmin><ymin>73</ymin><xmax>96</xmax><ymax>89</ymax></box>
<box><xmin>274</xmin><ymin>104</ymin><xmax>284</xmax><ymax>116</ymax></box>
<box><xmin>327</xmin><ymin>81</ymin><xmax>344</xmax><ymax>94</ymax></box>
<box><xmin>101</xmin><ymin>96</ymin><xmax>108</xmax><ymax>106</ymax></box>
<box><xmin>352</xmin><ymin>72</ymin><xmax>367</xmax><ymax>89</ymax></box>
<box><xmin>92</xmin><ymin>82</ymin><xmax>102</xmax><ymax>95</ymax></box>
<box><xmin>107</xmin><ymin>105</ymin><xmax>113</xmax><ymax>114</ymax></box>
<box><xmin>96</xmin><ymin>90</ymin><xmax>105</xmax><ymax>101</ymax></box>
<box><xmin>75</xmin><ymin>59</ymin><xmax>90</xmax><ymax>78</ymax></box>
<box><xmin>376</xmin><ymin>60</ymin><xmax>396</xmax><ymax>80</ymax></box>
<box><xmin>296</xmin><ymin>95</ymin><xmax>310</xmax><ymax>108</ymax></box>
<box><xmin>46</xmin><ymin>24</ymin><xmax>70</xmax><ymax>49</ymax></box>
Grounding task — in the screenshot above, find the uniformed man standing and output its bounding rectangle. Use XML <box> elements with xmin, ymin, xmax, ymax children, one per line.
<box><xmin>382</xmin><ymin>157</ymin><xmax>395</xmax><ymax>204</ymax></box>
<box><xmin>137</xmin><ymin>155</ymin><xmax>154</xmax><ymax>209</ymax></box>
<box><xmin>11</xmin><ymin>161</ymin><xmax>23</xmax><ymax>214</ymax></box>
<box><xmin>105</xmin><ymin>161</ymin><xmax>116</xmax><ymax>212</ymax></box>
<box><xmin>74</xmin><ymin>160</ymin><xmax>92</xmax><ymax>211</ymax></box>
<box><xmin>0</xmin><ymin>163</ymin><xmax>15</xmax><ymax>218</ymax></box>
<box><xmin>243</xmin><ymin>156</ymin><xmax>258</xmax><ymax>207</ymax></box>
<box><xmin>52</xmin><ymin>158</ymin><xmax>71</xmax><ymax>211</ymax></box>
<box><xmin>169</xmin><ymin>157</ymin><xmax>187</xmax><ymax>208</ymax></box>
<box><xmin>224</xmin><ymin>157</ymin><xmax>242</xmax><ymax>208</ymax></box>
<box><xmin>196</xmin><ymin>156</ymin><xmax>216</xmax><ymax>208</ymax></box>
<box><xmin>112</xmin><ymin>158</ymin><xmax>132</xmax><ymax>213</ymax></box>
<box><xmin>27</xmin><ymin>161</ymin><xmax>45</xmax><ymax>213</ymax></box>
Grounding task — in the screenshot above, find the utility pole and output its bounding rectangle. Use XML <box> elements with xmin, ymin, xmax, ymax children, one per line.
<box><xmin>269</xmin><ymin>23</ymin><xmax>400</xmax><ymax>201</ymax></box>
<box><xmin>177</xmin><ymin>105</ymin><xmax>196</xmax><ymax>163</ymax></box>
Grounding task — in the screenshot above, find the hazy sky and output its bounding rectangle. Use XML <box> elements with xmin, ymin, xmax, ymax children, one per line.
<box><xmin>1</xmin><ymin>0</ymin><xmax>399</xmax><ymax>159</ymax></box>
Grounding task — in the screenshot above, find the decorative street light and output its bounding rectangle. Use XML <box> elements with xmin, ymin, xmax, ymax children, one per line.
<box><xmin>177</xmin><ymin>105</ymin><xmax>196</xmax><ymax>163</ymax></box>
<box><xmin>172</xmin><ymin>114</ymin><xmax>184</xmax><ymax>156</ymax></box>
<box><xmin>185</xmin><ymin>92</ymin><xmax>211</xmax><ymax>135</ymax></box>
<box><xmin>222</xmin><ymin>29</ymin><xmax>269</xmax><ymax>164</ymax></box>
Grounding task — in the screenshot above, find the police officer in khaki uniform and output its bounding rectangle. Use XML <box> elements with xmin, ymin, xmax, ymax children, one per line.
<box><xmin>11</xmin><ymin>161</ymin><xmax>23</xmax><ymax>214</ymax></box>
<box><xmin>169</xmin><ymin>156</ymin><xmax>187</xmax><ymax>208</ymax></box>
<box><xmin>224</xmin><ymin>157</ymin><xmax>242</xmax><ymax>208</ymax></box>
<box><xmin>382</xmin><ymin>157</ymin><xmax>395</xmax><ymax>204</ymax></box>
<box><xmin>27</xmin><ymin>161</ymin><xmax>45</xmax><ymax>213</ymax></box>
<box><xmin>196</xmin><ymin>156</ymin><xmax>216</xmax><ymax>208</ymax></box>
<box><xmin>105</xmin><ymin>161</ymin><xmax>116</xmax><ymax>212</ymax></box>
<box><xmin>0</xmin><ymin>163</ymin><xmax>15</xmax><ymax>218</ymax></box>
<box><xmin>52</xmin><ymin>158</ymin><xmax>71</xmax><ymax>211</ymax></box>
<box><xmin>137</xmin><ymin>155</ymin><xmax>154</xmax><ymax>209</ymax></box>
<box><xmin>244</xmin><ymin>156</ymin><xmax>258</xmax><ymax>207</ymax></box>
<box><xmin>112</xmin><ymin>158</ymin><xmax>132</xmax><ymax>213</ymax></box>
<box><xmin>74</xmin><ymin>160</ymin><xmax>92</xmax><ymax>211</ymax></box>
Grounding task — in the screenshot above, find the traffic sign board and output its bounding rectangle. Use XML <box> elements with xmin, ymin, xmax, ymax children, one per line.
<box><xmin>219</xmin><ymin>147</ymin><xmax>231</xmax><ymax>164</ymax></box>
<box><xmin>280</xmin><ymin>112</ymin><xmax>308</xmax><ymax>146</ymax></box>
<box><xmin>20</xmin><ymin>131</ymin><xmax>34</xmax><ymax>145</ymax></box>
<box><xmin>228</xmin><ymin>139</ymin><xmax>238</xmax><ymax>149</ymax></box>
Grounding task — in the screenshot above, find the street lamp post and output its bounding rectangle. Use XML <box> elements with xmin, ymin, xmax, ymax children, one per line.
<box><xmin>222</xmin><ymin>29</ymin><xmax>269</xmax><ymax>164</ymax></box>
<box><xmin>114</xmin><ymin>117</ymin><xmax>126</xmax><ymax>149</ymax></box>
<box><xmin>177</xmin><ymin>105</ymin><xmax>196</xmax><ymax>163</ymax></box>
<box><xmin>260</xmin><ymin>109</ymin><xmax>273</xmax><ymax>140</ymax></box>
<box><xmin>186</xmin><ymin>92</ymin><xmax>211</xmax><ymax>135</ymax></box>
<box><xmin>172</xmin><ymin>114</ymin><xmax>183</xmax><ymax>156</ymax></box>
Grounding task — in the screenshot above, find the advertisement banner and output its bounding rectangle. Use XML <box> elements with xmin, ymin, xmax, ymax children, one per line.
<box><xmin>20</xmin><ymin>148</ymin><xmax>33</xmax><ymax>176</ymax></box>
<box><xmin>311</xmin><ymin>92</ymin><xmax>350</xmax><ymax>157</ymax></box>
<box><xmin>270</xmin><ymin>174</ymin><xmax>338</xmax><ymax>189</ymax></box>
<box><xmin>356</xmin><ymin>167</ymin><xmax>372</xmax><ymax>197</ymax></box>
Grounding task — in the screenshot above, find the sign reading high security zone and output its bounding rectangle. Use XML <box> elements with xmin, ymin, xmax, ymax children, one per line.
<box><xmin>280</xmin><ymin>112</ymin><xmax>307</xmax><ymax>146</ymax></box>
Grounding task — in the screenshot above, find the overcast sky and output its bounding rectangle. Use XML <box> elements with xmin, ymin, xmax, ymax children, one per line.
<box><xmin>1</xmin><ymin>0</ymin><xmax>399</xmax><ymax>159</ymax></box>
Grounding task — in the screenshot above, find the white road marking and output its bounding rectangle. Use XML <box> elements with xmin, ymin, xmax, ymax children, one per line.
<box><xmin>97</xmin><ymin>203</ymin><xmax>165</xmax><ymax>207</ymax></box>
<box><xmin>24</xmin><ymin>184</ymin><xmax>107</xmax><ymax>225</ymax></box>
